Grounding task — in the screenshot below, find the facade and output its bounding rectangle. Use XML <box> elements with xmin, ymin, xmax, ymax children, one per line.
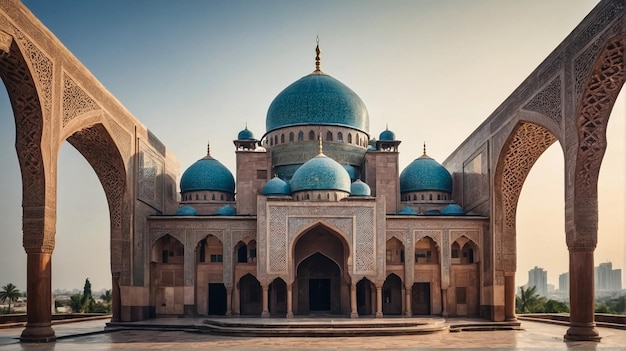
<box><xmin>527</xmin><ymin>266</ymin><xmax>548</xmax><ymax>297</ymax></box>
<box><xmin>559</xmin><ymin>272</ymin><xmax>569</xmax><ymax>294</ymax></box>
<box><xmin>146</xmin><ymin>48</ymin><xmax>487</xmax><ymax>318</ymax></box>
<box><xmin>595</xmin><ymin>262</ymin><xmax>623</xmax><ymax>292</ymax></box>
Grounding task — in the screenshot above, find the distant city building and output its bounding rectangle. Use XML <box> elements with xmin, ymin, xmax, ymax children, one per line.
<box><xmin>528</xmin><ymin>266</ymin><xmax>548</xmax><ymax>296</ymax></box>
<box><xmin>595</xmin><ymin>262</ymin><xmax>622</xmax><ymax>292</ymax></box>
<box><xmin>559</xmin><ymin>272</ymin><xmax>569</xmax><ymax>293</ymax></box>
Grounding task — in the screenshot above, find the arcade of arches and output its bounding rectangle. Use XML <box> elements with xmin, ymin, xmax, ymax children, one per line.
<box><xmin>0</xmin><ymin>0</ymin><xmax>624</xmax><ymax>344</ymax></box>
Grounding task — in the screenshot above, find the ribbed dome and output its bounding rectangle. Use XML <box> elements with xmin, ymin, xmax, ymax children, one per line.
<box><xmin>400</xmin><ymin>154</ymin><xmax>452</xmax><ymax>193</ymax></box>
<box><xmin>350</xmin><ymin>179</ymin><xmax>371</xmax><ymax>196</ymax></box>
<box><xmin>215</xmin><ymin>205</ymin><xmax>236</xmax><ymax>216</ymax></box>
<box><xmin>237</xmin><ymin>127</ymin><xmax>255</xmax><ymax>140</ymax></box>
<box><xmin>398</xmin><ymin>205</ymin><xmax>418</xmax><ymax>215</ymax></box>
<box><xmin>266</xmin><ymin>72</ymin><xmax>369</xmax><ymax>134</ymax></box>
<box><xmin>262</xmin><ymin>176</ymin><xmax>291</xmax><ymax>196</ymax></box>
<box><xmin>343</xmin><ymin>164</ymin><xmax>359</xmax><ymax>181</ymax></box>
<box><xmin>180</xmin><ymin>149</ymin><xmax>235</xmax><ymax>193</ymax></box>
<box><xmin>290</xmin><ymin>152</ymin><xmax>351</xmax><ymax>193</ymax></box>
<box><xmin>441</xmin><ymin>203</ymin><xmax>465</xmax><ymax>216</ymax></box>
<box><xmin>175</xmin><ymin>205</ymin><xmax>197</xmax><ymax>216</ymax></box>
<box><xmin>379</xmin><ymin>128</ymin><xmax>395</xmax><ymax>141</ymax></box>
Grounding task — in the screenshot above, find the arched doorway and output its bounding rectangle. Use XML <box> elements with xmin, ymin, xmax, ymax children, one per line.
<box><xmin>269</xmin><ymin>278</ymin><xmax>287</xmax><ymax>315</ymax></box>
<box><xmin>296</xmin><ymin>253</ymin><xmax>341</xmax><ymax>314</ymax></box>
<box><xmin>239</xmin><ymin>274</ymin><xmax>262</xmax><ymax>315</ymax></box>
<box><xmin>382</xmin><ymin>274</ymin><xmax>402</xmax><ymax>315</ymax></box>
<box><xmin>293</xmin><ymin>223</ymin><xmax>349</xmax><ymax>316</ymax></box>
<box><xmin>151</xmin><ymin>234</ymin><xmax>184</xmax><ymax>315</ymax></box>
<box><xmin>356</xmin><ymin>278</ymin><xmax>374</xmax><ymax>316</ymax></box>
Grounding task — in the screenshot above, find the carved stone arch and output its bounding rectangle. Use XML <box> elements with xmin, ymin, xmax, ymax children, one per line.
<box><xmin>385</xmin><ymin>231</ymin><xmax>406</xmax><ymax>246</ymax></box>
<box><xmin>569</xmin><ymin>35</ymin><xmax>625</xmax><ymax>250</ymax></box>
<box><xmin>151</xmin><ymin>231</ymin><xmax>184</xmax><ymax>247</ymax></box>
<box><xmin>414</xmin><ymin>230</ymin><xmax>442</xmax><ymax>249</ymax></box>
<box><xmin>291</xmin><ymin>220</ymin><xmax>352</xmax><ymax>251</ymax></box>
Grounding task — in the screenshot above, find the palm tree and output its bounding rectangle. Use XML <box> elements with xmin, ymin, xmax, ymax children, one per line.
<box><xmin>516</xmin><ymin>285</ymin><xmax>547</xmax><ymax>313</ymax></box>
<box><xmin>100</xmin><ymin>290</ymin><xmax>112</xmax><ymax>304</ymax></box>
<box><xmin>0</xmin><ymin>283</ymin><xmax>21</xmax><ymax>313</ymax></box>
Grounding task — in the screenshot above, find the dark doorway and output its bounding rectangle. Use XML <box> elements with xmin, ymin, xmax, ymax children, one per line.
<box><xmin>269</xmin><ymin>278</ymin><xmax>287</xmax><ymax>315</ymax></box>
<box><xmin>356</xmin><ymin>278</ymin><xmax>374</xmax><ymax>316</ymax></box>
<box><xmin>208</xmin><ymin>283</ymin><xmax>226</xmax><ymax>315</ymax></box>
<box><xmin>239</xmin><ymin>274</ymin><xmax>262</xmax><ymax>315</ymax></box>
<box><xmin>309</xmin><ymin>278</ymin><xmax>331</xmax><ymax>311</ymax></box>
<box><xmin>382</xmin><ymin>274</ymin><xmax>402</xmax><ymax>315</ymax></box>
<box><xmin>296</xmin><ymin>252</ymin><xmax>341</xmax><ymax>314</ymax></box>
<box><xmin>412</xmin><ymin>282</ymin><xmax>431</xmax><ymax>315</ymax></box>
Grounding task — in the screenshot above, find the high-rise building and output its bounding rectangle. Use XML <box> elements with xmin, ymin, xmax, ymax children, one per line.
<box><xmin>595</xmin><ymin>262</ymin><xmax>622</xmax><ymax>292</ymax></box>
<box><xmin>559</xmin><ymin>272</ymin><xmax>569</xmax><ymax>293</ymax></box>
<box><xmin>528</xmin><ymin>266</ymin><xmax>548</xmax><ymax>296</ymax></box>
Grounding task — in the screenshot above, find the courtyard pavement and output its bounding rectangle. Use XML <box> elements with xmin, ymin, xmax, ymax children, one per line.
<box><xmin>0</xmin><ymin>317</ymin><xmax>624</xmax><ymax>351</ymax></box>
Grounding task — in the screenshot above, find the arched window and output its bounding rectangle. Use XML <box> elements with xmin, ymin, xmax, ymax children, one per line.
<box><xmin>203</xmin><ymin>194</ymin><xmax>207</xmax><ymax>200</ymax></box>
<box><xmin>211</xmin><ymin>194</ymin><xmax>215</xmax><ymax>200</ymax></box>
<box><xmin>413</xmin><ymin>194</ymin><xmax>417</xmax><ymax>201</ymax></box>
<box><xmin>298</xmin><ymin>131</ymin><xmax>304</xmax><ymax>141</ymax></box>
<box><xmin>429</xmin><ymin>194</ymin><xmax>433</xmax><ymax>200</ymax></box>
<box><xmin>269</xmin><ymin>137</ymin><xmax>273</xmax><ymax>146</ymax></box>
<box><xmin>421</xmin><ymin>194</ymin><xmax>424</xmax><ymax>200</ymax></box>
<box><xmin>281</xmin><ymin>134</ymin><xmax>285</xmax><ymax>143</ymax></box>
<box><xmin>337</xmin><ymin>132</ymin><xmax>343</xmax><ymax>142</ymax></box>
<box><xmin>437</xmin><ymin>194</ymin><xmax>441</xmax><ymax>200</ymax></box>
<box><xmin>326</xmin><ymin>131</ymin><xmax>333</xmax><ymax>141</ymax></box>
<box><xmin>195</xmin><ymin>194</ymin><xmax>199</xmax><ymax>200</ymax></box>
<box><xmin>289</xmin><ymin>132</ymin><xmax>294</xmax><ymax>142</ymax></box>
<box><xmin>274</xmin><ymin>135</ymin><xmax>278</xmax><ymax>145</ymax></box>
<box><xmin>347</xmin><ymin>133</ymin><xmax>352</xmax><ymax>144</ymax></box>
<box><xmin>220</xmin><ymin>194</ymin><xmax>224</xmax><ymax>200</ymax></box>
<box><xmin>309</xmin><ymin>130</ymin><xmax>315</xmax><ymax>140</ymax></box>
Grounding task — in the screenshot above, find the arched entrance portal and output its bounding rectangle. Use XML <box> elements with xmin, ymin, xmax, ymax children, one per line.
<box><xmin>293</xmin><ymin>224</ymin><xmax>349</xmax><ymax>315</ymax></box>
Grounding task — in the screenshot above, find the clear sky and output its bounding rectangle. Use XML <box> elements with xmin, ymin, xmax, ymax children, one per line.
<box><xmin>0</xmin><ymin>0</ymin><xmax>623</xmax><ymax>293</ymax></box>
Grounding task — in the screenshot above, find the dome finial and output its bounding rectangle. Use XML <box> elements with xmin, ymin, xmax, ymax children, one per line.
<box><xmin>423</xmin><ymin>142</ymin><xmax>427</xmax><ymax>156</ymax></box>
<box><xmin>386</xmin><ymin>123</ymin><xmax>389</xmax><ymax>130</ymax></box>
<box><xmin>207</xmin><ymin>141</ymin><xmax>211</xmax><ymax>156</ymax></box>
<box><xmin>318</xmin><ymin>133</ymin><xmax>323</xmax><ymax>155</ymax></box>
<box><xmin>315</xmin><ymin>36</ymin><xmax>321</xmax><ymax>72</ymax></box>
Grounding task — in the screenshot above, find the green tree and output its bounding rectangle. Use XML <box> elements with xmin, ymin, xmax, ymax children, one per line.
<box><xmin>83</xmin><ymin>279</ymin><xmax>92</xmax><ymax>298</ymax></box>
<box><xmin>515</xmin><ymin>285</ymin><xmax>547</xmax><ymax>313</ymax></box>
<box><xmin>0</xmin><ymin>283</ymin><xmax>21</xmax><ymax>314</ymax></box>
<box><xmin>100</xmin><ymin>290</ymin><xmax>112</xmax><ymax>304</ymax></box>
<box><xmin>543</xmin><ymin>299</ymin><xmax>570</xmax><ymax>313</ymax></box>
<box><xmin>70</xmin><ymin>293</ymin><xmax>90</xmax><ymax>313</ymax></box>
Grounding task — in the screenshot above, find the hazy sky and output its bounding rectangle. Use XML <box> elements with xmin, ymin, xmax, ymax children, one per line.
<box><xmin>0</xmin><ymin>0</ymin><xmax>622</xmax><ymax>292</ymax></box>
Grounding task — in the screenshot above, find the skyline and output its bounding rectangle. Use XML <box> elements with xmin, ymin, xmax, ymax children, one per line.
<box><xmin>0</xmin><ymin>0</ymin><xmax>623</xmax><ymax>292</ymax></box>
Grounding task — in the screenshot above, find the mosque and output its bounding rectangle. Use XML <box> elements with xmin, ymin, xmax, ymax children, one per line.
<box><xmin>146</xmin><ymin>45</ymin><xmax>487</xmax><ymax>318</ymax></box>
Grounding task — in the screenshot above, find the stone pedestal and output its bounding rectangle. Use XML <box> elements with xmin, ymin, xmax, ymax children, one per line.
<box><xmin>504</xmin><ymin>275</ymin><xmax>517</xmax><ymax>321</ymax></box>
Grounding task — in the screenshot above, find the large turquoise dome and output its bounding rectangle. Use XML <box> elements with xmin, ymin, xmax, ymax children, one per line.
<box><xmin>400</xmin><ymin>154</ymin><xmax>452</xmax><ymax>193</ymax></box>
<box><xmin>290</xmin><ymin>152</ymin><xmax>351</xmax><ymax>193</ymax></box>
<box><xmin>266</xmin><ymin>72</ymin><xmax>369</xmax><ymax>134</ymax></box>
<box><xmin>180</xmin><ymin>151</ymin><xmax>235</xmax><ymax>193</ymax></box>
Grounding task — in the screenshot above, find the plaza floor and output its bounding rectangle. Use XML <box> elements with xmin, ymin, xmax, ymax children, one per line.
<box><xmin>0</xmin><ymin>317</ymin><xmax>624</xmax><ymax>351</ymax></box>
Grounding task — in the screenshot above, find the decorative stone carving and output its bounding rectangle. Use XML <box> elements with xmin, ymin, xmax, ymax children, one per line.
<box><xmin>138</xmin><ymin>142</ymin><xmax>164</xmax><ymax>211</ymax></box>
<box><xmin>523</xmin><ymin>75</ymin><xmax>562</xmax><ymax>125</ymax></box>
<box><xmin>63</xmin><ymin>72</ymin><xmax>100</xmax><ymax>126</ymax></box>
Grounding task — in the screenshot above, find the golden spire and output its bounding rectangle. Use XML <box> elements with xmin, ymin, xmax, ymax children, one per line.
<box><xmin>315</xmin><ymin>36</ymin><xmax>321</xmax><ymax>72</ymax></box>
<box><xmin>318</xmin><ymin>134</ymin><xmax>323</xmax><ymax>155</ymax></box>
<box><xmin>423</xmin><ymin>142</ymin><xmax>427</xmax><ymax>156</ymax></box>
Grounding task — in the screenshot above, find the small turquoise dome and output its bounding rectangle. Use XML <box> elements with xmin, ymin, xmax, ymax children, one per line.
<box><xmin>350</xmin><ymin>179</ymin><xmax>371</xmax><ymax>196</ymax></box>
<box><xmin>215</xmin><ymin>205</ymin><xmax>236</xmax><ymax>216</ymax></box>
<box><xmin>266</xmin><ymin>72</ymin><xmax>369</xmax><ymax>134</ymax></box>
<box><xmin>441</xmin><ymin>203</ymin><xmax>465</xmax><ymax>216</ymax></box>
<box><xmin>176</xmin><ymin>205</ymin><xmax>197</xmax><ymax>216</ymax></box>
<box><xmin>237</xmin><ymin>127</ymin><xmax>255</xmax><ymax>140</ymax></box>
<box><xmin>262</xmin><ymin>176</ymin><xmax>291</xmax><ymax>196</ymax></box>
<box><xmin>180</xmin><ymin>149</ymin><xmax>235</xmax><ymax>194</ymax></box>
<box><xmin>398</xmin><ymin>205</ymin><xmax>418</xmax><ymax>215</ymax></box>
<box><xmin>290</xmin><ymin>152</ymin><xmax>351</xmax><ymax>193</ymax></box>
<box><xmin>343</xmin><ymin>164</ymin><xmax>359</xmax><ymax>181</ymax></box>
<box><xmin>379</xmin><ymin>128</ymin><xmax>395</xmax><ymax>141</ymax></box>
<box><xmin>400</xmin><ymin>154</ymin><xmax>452</xmax><ymax>193</ymax></box>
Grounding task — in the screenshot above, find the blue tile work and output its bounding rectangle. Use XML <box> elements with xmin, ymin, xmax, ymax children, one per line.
<box><xmin>350</xmin><ymin>179</ymin><xmax>371</xmax><ymax>196</ymax></box>
<box><xmin>215</xmin><ymin>205</ymin><xmax>236</xmax><ymax>216</ymax></box>
<box><xmin>290</xmin><ymin>154</ymin><xmax>351</xmax><ymax>193</ymax></box>
<box><xmin>397</xmin><ymin>205</ymin><xmax>418</xmax><ymax>215</ymax></box>
<box><xmin>379</xmin><ymin>128</ymin><xmax>395</xmax><ymax>141</ymax></box>
<box><xmin>400</xmin><ymin>155</ymin><xmax>453</xmax><ymax>193</ymax></box>
<box><xmin>237</xmin><ymin>127</ymin><xmax>255</xmax><ymax>140</ymax></box>
<box><xmin>262</xmin><ymin>176</ymin><xmax>292</xmax><ymax>196</ymax></box>
<box><xmin>175</xmin><ymin>205</ymin><xmax>197</xmax><ymax>216</ymax></box>
<box><xmin>180</xmin><ymin>155</ymin><xmax>235</xmax><ymax>193</ymax></box>
<box><xmin>266</xmin><ymin>73</ymin><xmax>369</xmax><ymax>133</ymax></box>
<box><xmin>441</xmin><ymin>203</ymin><xmax>465</xmax><ymax>215</ymax></box>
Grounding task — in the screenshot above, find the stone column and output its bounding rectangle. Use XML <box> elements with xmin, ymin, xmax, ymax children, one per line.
<box><xmin>286</xmin><ymin>284</ymin><xmax>294</xmax><ymax>318</ymax></box>
<box><xmin>350</xmin><ymin>283</ymin><xmax>358</xmax><ymax>318</ymax></box>
<box><xmin>565</xmin><ymin>249</ymin><xmax>600</xmax><ymax>341</ymax></box>
<box><xmin>504</xmin><ymin>274</ymin><xmax>516</xmax><ymax>321</ymax></box>
<box><xmin>404</xmin><ymin>285</ymin><xmax>412</xmax><ymax>316</ymax></box>
<box><xmin>375</xmin><ymin>285</ymin><xmax>383</xmax><ymax>318</ymax></box>
<box><xmin>441</xmin><ymin>289</ymin><xmax>448</xmax><ymax>317</ymax></box>
<box><xmin>183</xmin><ymin>243</ymin><xmax>196</xmax><ymax>316</ymax></box>
<box><xmin>20</xmin><ymin>252</ymin><xmax>55</xmax><ymax>342</ymax></box>
<box><xmin>261</xmin><ymin>284</ymin><xmax>270</xmax><ymax>317</ymax></box>
<box><xmin>225</xmin><ymin>287</ymin><xmax>233</xmax><ymax>316</ymax></box>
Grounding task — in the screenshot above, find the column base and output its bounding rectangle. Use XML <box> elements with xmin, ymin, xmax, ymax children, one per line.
<box><xmin>350</xmin><ymin>312</ymin><xmax>359</xmax><ymax>319</ymax></box>
<box><xmin>404</xmin><ymin>311</ymin><xmax>412</xmax><ymax>317</ymax></box>
<box><xmin>505</xmin><ymin>316</ymin><xmax>518</xmax><ymax>322</ymax></box>
<box><xmin>286</xmin><ymin>312</ymin><xmax>294</xmax><ymax>319</ymax></box>
<box><xmin>20</xmin><ymin>323</ymin><xmax>56</xmax><ymax>343</ymax></box>
<box><xmin>565</xmin><ymin>323</ymin><xmax>601</xmax><ymax>342</ymax></box>
<box><xmin>375</xmin><ymin>312</ymin><xmax>383</xmax><ymax>318</ymax></box>
<box><xmin>261</xmin><ymin>311</ymin><xmax>270</xmax><ymax>318</ymax></box>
